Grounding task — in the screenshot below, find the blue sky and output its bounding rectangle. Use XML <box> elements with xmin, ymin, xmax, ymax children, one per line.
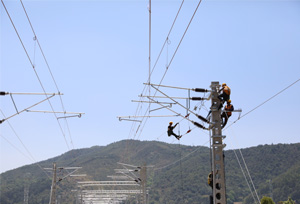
<box><xmin>1</xmin><ymin>0</ymin><xmax>300</xmax><ymax>173</ymax></box>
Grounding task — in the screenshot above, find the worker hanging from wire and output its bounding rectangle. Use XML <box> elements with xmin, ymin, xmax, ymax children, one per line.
<box><xmin>221</xmin><ymin>99</ymin><xmax>234</xmax><ymax>128</ymax></box>
<box><xmin>167</xmin><ymin>121</ymin><xmax>181</xmax><ymax>140</ymax></box>
<box><xmin>218</xmin><ymin>83</ymin><xmax>231</xmax><ymax>109</ymax></box>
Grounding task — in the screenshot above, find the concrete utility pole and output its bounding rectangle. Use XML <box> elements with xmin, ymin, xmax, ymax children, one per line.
<box><xmin>210</xmin><ymin>81</ymin><xmax>227</xmax><ymax>204</ymax></box>
<box><xmin>140</xmin><ymin>164</ymin><xmax>147</xmax><ymax>204</ymax></box>
<box><xmin>49</xmin><ymin>163</ymin><xmax>57</xmax><ymax>204</ymax></box>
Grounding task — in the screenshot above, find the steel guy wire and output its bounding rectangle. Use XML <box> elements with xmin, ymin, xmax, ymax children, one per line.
<box><xmin>224</xmin><ymin>77</ymin><xmax>300</xmax><ymax>131</ymax></box>
<box><xmin>230</xmin><ymin>128</ymin><xmax>260</xmax><ymax>204</ymax></box>
<box><xmin>239</xmin><ymin>148</ymin><xmax>260</xmax><ymax>203</ymax></box>
<box><xmin>154</xmin><ymin>140</ymin><xmax>209</xmax><ymax>171</ymax></box>
<box><xmin>233</xmin><ymin>149</ymin><xmax>258</xmax><ymax>204</ymax></box>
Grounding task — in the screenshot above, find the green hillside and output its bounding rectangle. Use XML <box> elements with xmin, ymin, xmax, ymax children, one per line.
<box><xmin>0</xmin><ymin>140</ymin><xmax>299</xmax><ymax>204</ymax></box>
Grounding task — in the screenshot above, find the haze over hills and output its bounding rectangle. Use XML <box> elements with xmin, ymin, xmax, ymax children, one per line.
<box><xmin>0</xmin><ymin>140</ymin><xmax>299</xmax><ymax>204</ymax></box>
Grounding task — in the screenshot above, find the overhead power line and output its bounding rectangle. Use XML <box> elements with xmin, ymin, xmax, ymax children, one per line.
<box><xmin>154</xmin><ymin>140</ymin><xmax>209</xmax><ymax>171</ymax></box>
<box><xmin>157</xmin><ymin>0</ymin><xmax>203</xmax><ymax>87</ymax></box>
<box><xmin>125</xmin><ymin>0</ymin><xmax>186</xmax><ymax>144</ymax></box>
<box><xmin>0</xmin><ymin>109</ymin><xmax>51</xmax><ymax>179</ymax></box>
<box><xmin>133</xmin><ymin>0</ymin><xmax>204</xmax><ymax>140</ymax></box>
<box><xmin>0</xmin><ymin>134</ymin><xmax>32</xmax><ymax>162</ymax></box>
<box><xmin>1</xmin><ymin>0</ymin><xmax>77</xmax><ymax>149</ymax></box>
<box><xmin>225</xmin><ymin>77</ymin><xmax>300</xmax><ymax>130</ymax></box>
<box><xmin>19</xmin><ymin>0</ymin><xmax>76</xmax><ymax>149</ymax></box>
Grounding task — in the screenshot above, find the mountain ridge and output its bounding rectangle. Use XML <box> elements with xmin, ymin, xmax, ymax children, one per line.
<box><xmin>1</xmin><ymin>140</ymin><xmax>299</xmax><ymax>204</ymax></box>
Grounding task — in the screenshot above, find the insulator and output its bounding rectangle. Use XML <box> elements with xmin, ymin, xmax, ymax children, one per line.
<box><xmin>196</xmin><ymin>114</ymin><xmax>209</xmax><ymax>123</ymax></box>
<box><xmin>193</xmin><ymin>121</ymin><xmax>206</xmax><ymax>129</ymax></box>
<box><xmin>0</xmin><ymin>92</ymin><xmax>7</xmax><ymax>96</ymax></box>
<box><xmin>193</xmin><ymin>88</ymin><xmax>208</xmax><ymax>92</ymax></box>
<box><xmin>191</xmin><ymin>97</ymin><xmax>204</xmax><ymax>101</ymax></box>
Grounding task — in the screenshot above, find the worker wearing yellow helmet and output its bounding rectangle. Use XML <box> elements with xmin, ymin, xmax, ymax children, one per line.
<box><xmin>218</xmin><ymin>83</ymin><xmax>231</xmax><ymax>103</ymax></box>
<box><xmin>167</xmin><ymin>121</ymin><xmax>181</xmax><ymax>140</ymax></box>
<box><xmin>221</xmin><ymin>99</ymin><xmax>234</xmax><ymax>128</ymax></box>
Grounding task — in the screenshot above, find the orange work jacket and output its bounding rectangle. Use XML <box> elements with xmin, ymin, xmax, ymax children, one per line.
<box><xmin>225</xmin><ymin>104</ymin><xmax>233</xmax><ymax>116</ymax></box>
<box><xmin>223</xmin><ymin>86</ymin><xmax>231</xmax><ymax>95</ymax></box>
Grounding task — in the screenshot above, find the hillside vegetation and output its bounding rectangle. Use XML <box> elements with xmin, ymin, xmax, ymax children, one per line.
<box><xmin>0</xmin><ymin>140</ymin><xmax>299</xmax><ymax>204</ymax></box>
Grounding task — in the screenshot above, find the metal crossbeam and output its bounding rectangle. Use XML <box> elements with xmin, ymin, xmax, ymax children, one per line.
<box><xmin>78</xmin><ymin>181</ymin><xmax>138</xmax><ymax>185</ymax></box>
<box><xmin>81</xmin><ymin>190</ymin><xmax>141</xmax><ymax>194</ymax></box>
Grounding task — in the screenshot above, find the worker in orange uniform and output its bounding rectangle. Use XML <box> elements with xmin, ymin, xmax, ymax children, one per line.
<box><xmin>207</xmin><ymin>83</ymin><xmax>231</xmax><ymax>118</ymax></box>
<box><xmin>207</xmin><ymin>171</ymin><xmax>213</xmax><ymax>188</ymax></box>
<box><xmin>167</xmin><ymin>121</ymin><xmax>181</xmax><ymax>140</ymax></box>
<box><xmin>221</xmin><ymin>99</ymin><xmax>234</xmax><ymax>128</ymax></box>
<box><xmin>218</xmin><ymin>83</ymin><xmax>231</xmax><ymax>103</ymax></box>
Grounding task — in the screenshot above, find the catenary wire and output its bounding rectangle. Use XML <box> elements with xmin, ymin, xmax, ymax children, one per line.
<box><xmin>155</xmin><ymin>0</ymin><xmax>203</xmax><ymax>89</ymax></box>
<box><xmin>134</xmin><ymin>0</ymin><xmax>204</xmax><ymax>139</ymax></box>
<box><xmin>151</xmin><ymin>0</ymin><xmax>185</xmax><ymax>75</ymax></box>
<box><xmin>125</xmin><ymin>0</ymin><xmax>185</xmax><ymax>140</ymax></box>
<box><xmin>19</xmin><ymin>0</ymin><xmax>75</xmax><ymax>149</ymax></box>
<box><xmin>126</xmin><ymin>0</ymin><xmax>186</xmax><ymax>143</ymax></box>
<box><xmin>1</xmin><ymin>0</ymin><xmax>71</xmax><ymax>150</ymax></box>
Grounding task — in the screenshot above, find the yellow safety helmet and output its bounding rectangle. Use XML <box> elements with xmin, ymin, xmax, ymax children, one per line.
<box><xmin>169</xmin><ymin>121</ymin><xmax>173</xmax><ymax>124</ymax></box>
<box><xmin>227</xmin><ymin>99</ymin><xmax>231</xmax><ymax>103</ymax></box>
<box><xmin>222</xmin><ymin>83</ymin><xmax>227</xmax><ymax>87</ymax></box>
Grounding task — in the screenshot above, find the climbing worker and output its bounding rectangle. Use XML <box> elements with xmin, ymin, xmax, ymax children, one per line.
<box><xmin>207</xmin><ymin>171</ymin><xmax>213</xmax><ymax>188</ymax></box>
<box><xmin>221</xmin><ymin>99</ymin><xmax>234</xmax><ymax>128</ymax></box>
<box><xmin>218</xmin><ymin>83</ymin><xmax>231</xmax><ymax>104</ymax></box>
<box><xmin>167</xmin><ymin>121</ymin><xmax>181</xmax><ymax>140</ymax></box>
<box><xmin>206</xmin><ymin>83</ymin><xmax>231</xmax><ymax>118</ymax></box>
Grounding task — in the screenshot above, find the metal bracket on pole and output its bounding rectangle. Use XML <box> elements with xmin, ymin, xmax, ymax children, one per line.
<box><xmin>117</xmin><ymin>115</ymin><xmax>179</xmax><ymax>122</ymax></box>
<box><xmin>0</xmin><ymin>94</ymin><xmax>56</xmax><ymax>124</ymax></box>
<box><xmin>0</xmin><ymin>92</ymin><xmax>63</xmax><ymax>96</ymax></box>
<box><xmin>132</xmin><ymin>100</ymin><xmax>176</xmax><ymax>105</ymax></box>
<box><xmin>144</xmin><ymin>83</ymin><xmax>211</xmax><ymax>93</ymax></box>
<box><xmin>25</xmin><ymin>110</ymin><xmax>85</xmax><ymax>119</ymax></box>
<box><xmin>150</xmin><ymin>104</ymin><xmax>172</xmax><ymax>112</ymax></box>
<box><xmin>139</xmin><ymin>95</ymin><xmax>209</xmax><ymax>101</ymax></box>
